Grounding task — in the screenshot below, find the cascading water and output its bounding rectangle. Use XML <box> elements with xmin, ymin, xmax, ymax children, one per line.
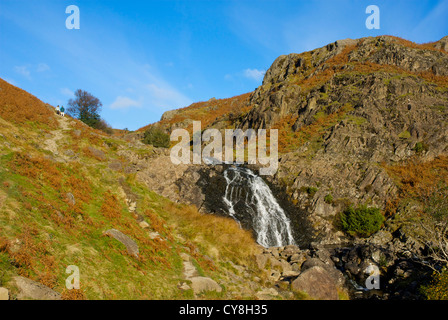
<box><xmin>222</xmin><ymin>166</ymin><xmax>295</xmax><ymax>248</ymax></box>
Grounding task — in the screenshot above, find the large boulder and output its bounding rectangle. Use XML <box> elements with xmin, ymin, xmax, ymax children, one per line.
<box><xmin>13</xmin><ymin>276</ymin><xmax>61</xmax><ymax>300</ymax></box>
<box><xmin>291</xmin><ymin>266</ymin><xmax>339</xmax><ymax>300</ymax></box>
<box><xmin>301</xmin><ymin>258</ymin><xmax>346</xmax><ymax>287</ymax></box>
<box><xmin>0</xmin><ymin>287</ymin><xmax>9</xmax><ymax>300</ymax></box>
<box><xmin>103</xmin><ymin>229</ymin><xmax>139</xmax><ymax>258</ymax></box>
<box><xmin>189</xmin><ymin>277</ymin><xmax>222</xmax><ymax>294</ymax></box>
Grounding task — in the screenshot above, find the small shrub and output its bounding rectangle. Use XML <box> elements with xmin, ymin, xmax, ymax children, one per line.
<box><xmin>62</xmin><ymin>288</ymin><xmax>87</xmax><ymax>300</ymax></box>
<box><xmin>324</xmin><ymin>194</ymin><xmax>333</xmax><ymax>204</ymax></box>
<box><xmin>398</xmin><ymin>130</ymin><xmax>411</xmax><ymax>139</ymax></box>
<box><xmin>93</xmin><ymin>119</ymin><xmax>114</xmax><ymax>135</ymax></box>
<box><xmin>302</xmin><ymin>186</ymin><xmax>318</xmax><ymax>197</ymax></box>
<box><xmin>413</xmin><ymin>141</ymin><xmax>428</xmax><ymax>153</ymax></box>
<box><xmin>421</xmin><ymin>270</ymin><xmax>448</xmax><ymax>300</ymax></box>
<box><xmin>100</xmin><ymin>191</ymin><xmax>122</xmax><ymax>219</ymax></box>
<box><xmin>142</xmin><ymin>127</ymin><xmax>170</xmax><ymax>148</ymax></box>
<box><xmin>340</xmin><ymin>205</ymin><xmax>384</xmax><ymax>237</ymax></box>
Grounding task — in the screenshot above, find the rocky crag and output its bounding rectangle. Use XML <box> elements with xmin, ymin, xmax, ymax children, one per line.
<box><xmin>135</xmin><ymin>35</ymin><xmax>448</xmax><ymax>299</ymax></box>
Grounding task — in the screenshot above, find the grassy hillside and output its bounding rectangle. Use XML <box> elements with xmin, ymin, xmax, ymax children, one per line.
<box><xmin>138</xmin><ymin>93</ymin><xmax>252</xmax><ymax>134</ymax></box>
<box><xmin>0</xmin><ymin>79</ymin><xmax>264</xmax><ymax>300</ymax></box>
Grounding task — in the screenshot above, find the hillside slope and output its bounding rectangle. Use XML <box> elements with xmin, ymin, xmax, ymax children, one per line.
<box><xmin>136</xmin><ymin>35</ymin><xmax>448</xmax><ymax>299</ymax></box>
<box><xmin>1</xmin><ymin>34</ymin><xmax>447</xmax><ymax>301</ymax></box>
<box><xmin>0</xmin><ymin>78</ymin><xmax>292</xmax><ymax>300</ymax></box>
<box><xmin>142</xmin><ymin>35</ymin><xmax>448</xmax><ymax>244</ymax></box>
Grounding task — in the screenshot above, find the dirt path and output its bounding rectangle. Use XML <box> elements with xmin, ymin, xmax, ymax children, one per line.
<box><xmin>43</xmin><ymin>116</ymin><xmax>71</xmax><ymax>158</ymax></box>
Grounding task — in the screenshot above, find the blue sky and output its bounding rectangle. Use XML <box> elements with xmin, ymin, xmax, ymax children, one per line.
<box><xmin>1</xmin><ymin>0</ymin><xmax>447</xmax><ymax>130</ymax></box>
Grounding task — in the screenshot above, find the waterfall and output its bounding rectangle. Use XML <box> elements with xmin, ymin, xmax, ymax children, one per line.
<box><xmin>222</xmin><ymin>166</ymin><xmax>295</xmax><ymax>248</ymax></box>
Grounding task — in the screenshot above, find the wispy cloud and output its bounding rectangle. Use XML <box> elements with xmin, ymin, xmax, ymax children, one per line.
<box><xmin>60</xmin><ymin>87</ymin><xmax>74</xmax><ymax>97</ymax></box>
<box><xmin>243</xmin><ymin>68</ymin><xmax>265</xmax><ymax>82</ymax></box>
<box><xmin>146</xmin><ymin>83</ymin><xmax>192</xmax><ymax>110</ymax></box>
<box><xmin>36</xmin><ymin>63</ymin><xmax>50</xmax><ymax>72</ymax></box>
<box><xmin>14</xmin><ymin>65</ymin><xmax>31</xmax><ymax>80</ymax></box>
<box><xmin>412</xmin><ymin>0</ymin><xmax>448</xmax><ymax>41</ymax></box>
<box><xmin>110</xmin><ymin>96</ymin><xmax>142</xmax><ymax>110</ymax></box>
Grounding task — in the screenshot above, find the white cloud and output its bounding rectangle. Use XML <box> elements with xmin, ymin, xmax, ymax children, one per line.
<box><xmin>60</xmin><ymin>88</ymin><xmax>74</xmax><ymax>97</ymax></box>
<box><xmin>146</xmin><ymin>83</ymin><xmax>192</xmax><ymax>110</ymax></box>
<box><xmin>36</xmin><ymin>63</ymin><xmax>50</xmax><ymax>72</ymax></box>
<box><xmin>243</xmin><ymin>68</ymin><xmax>265</xmax><ymax>82</ymax></box>
<box><xmin>14</xmin><ymin>65</ymin><xmax>31</xmax><ymax>80</ymax></box>
<box><xmin>110</xmin><ymin>96</ymin><xmax>142</xmax><ymax>110</ymax></box>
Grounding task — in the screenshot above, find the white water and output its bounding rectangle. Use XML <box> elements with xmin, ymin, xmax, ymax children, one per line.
<box><xmin>223</xmin><ymin>166</ymin><xmax>295</xmax><ymax>248</ymax></box>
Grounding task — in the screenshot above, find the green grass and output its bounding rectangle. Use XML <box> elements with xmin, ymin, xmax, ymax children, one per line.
<box><xmin>398</xmin><ymin>130</ymin><xmax>411</xmax><ymax>139</ymax></box>
<box><xmin>345</xmin><ymin>115</ymin><xmax>367</xmax><ymax>126</ymax></box>
<box><xmin>429</xmin><ymin>105</ymin><xmax>446</xmax><ymax>113</ymax></box>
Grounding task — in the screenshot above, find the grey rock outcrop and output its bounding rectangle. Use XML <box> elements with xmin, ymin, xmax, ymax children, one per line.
<box><xmin>237</xmin><ymin>35</ymin><xmax>448</xmax><ymax>244</ymax></box>
<box><xmin>103</xmin><ymin>229</ymin><xmax>139</xmax><ymax>258</ymax></box>
<box><xmin>13</xmin><ymin>276</ymin><xmax>61</xmax><ymax>300</ymax></box>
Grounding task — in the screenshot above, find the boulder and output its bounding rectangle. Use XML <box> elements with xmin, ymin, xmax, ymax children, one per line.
<box><xmin>255</xmin><ymin>288</ymin><xmax>279</xmax><ymax>300</ymax></box>
<box><xmin>280</xmin><ymin>245</ymin><xmax>301</xmax><ymax>260</ymax></box>
<box><xmin>291</xmin><ymin>266</ymin><xmax>339</xmax><ymax>300</ymax></box>
<box><xmin>0</xmin><ymin>287</ymin><xmax>9</xmax><ymax>300</ymax></box>
<box><xmin>66</xmin><ymin>192</ymin><xmax>75</xmax><ymax>206</ymax></box>
<box><xmin>103</xmin><ymin>229</ymin><xmax>139</xmax><ymax>258</ymax></box>
<box><xmin>13</xmin><ymin>276</ymin><xmax>61</xmax><ymax>300</ymax></box>
<box><xmin>301</xmin><ymin>258</ymin><xmax>346</xmax><ymax>287</ymax></box>
<box><xmin>138</xmin><ymin>221</ymin><xmax>150</xmax><ymax>229</ymax></box>
<box><xmin>87</xmin><ymin>146</ymin><xmax>106</xmax><ymax>160</ymax></box>
<box><xmin>255</xmin><ymin>253</ymin><xmax>269</xmax><ymax>269</ymax></box>
<box><xmin>189</xmin><ymin>277</ymin><xmax>222</xmax><ymax>294</ymax></box>
<box><xmin>109</xmin><ymin>161</ymin><xmax>122</xmax><ymax>171</ymax></box>
<box><xmin>281</xmin><ymin>270</ymin><xmax>300</xmax><ymax>278</ymax></box>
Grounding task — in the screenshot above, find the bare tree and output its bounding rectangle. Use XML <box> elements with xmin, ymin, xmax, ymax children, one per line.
<box><xmin>420</xmin><ymin>185</ymin><xmax>448</xmax><ymax>268</ymax></box>
<box><xmin>67</xmin><ymin>89</ymin><xmax>102</xmax><ymax>127</ymax></box>
<box><xmin>410</xmin><ymin>184</ymin><xmax>448</xmax><ymax>272</ymax></box>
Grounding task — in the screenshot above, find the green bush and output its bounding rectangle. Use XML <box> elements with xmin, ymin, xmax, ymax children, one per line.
<box><xmin>324</xmin><ymin>194</ymin><xmax>333</xmax><ymax>204</ymax></box>
<box><xmin>142</xmin><ymin>127</ymin><xmax>170</xmax><ymax>148</ymax></box>
<box><xmin>413</xmin><ymin>141</ymin><xmax>428</xmax><ymax>153</ymax></box>
<box><xmin>421</xmin><ymin>270</ymin><xmax>448</xmax><ymax>300</ymax></box>
<box><xmin>302</xmin><ymin>186</ymin><xmax>318</xmax><ymax>197</ymax></box>
<box><xmin>398</xmin><ymin>130</ymin><xmax>411</xmax><ymax>139</ymax></box>
<box><xmin>340</xmin><ymin>205</ymin><xmax>384</xmax><ymax>237</ymax></box>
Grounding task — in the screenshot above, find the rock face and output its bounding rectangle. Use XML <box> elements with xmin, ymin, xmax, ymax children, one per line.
<box><xmin>237</xmin><ymin>35</ymin><xmax>448</xmax><ymax>244</ymax></box>
<box><xmin>139</xmin><ymin>35</ymin><xmax>448</xmax><ymax>247</ymax></box>
<box><xmin>103</xmin><ymin>229</ymin><xmax>139</xmax><ymax>258</ymax></box>
<box><xmin>13</xmin><ymin>276</ymin><xmax>61</xmax><ymax>300</ymax></box>
<box><xmin>130</xmin><ymin>35</ymin><xmax>448</xmax><ymax>300</ymax></box>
